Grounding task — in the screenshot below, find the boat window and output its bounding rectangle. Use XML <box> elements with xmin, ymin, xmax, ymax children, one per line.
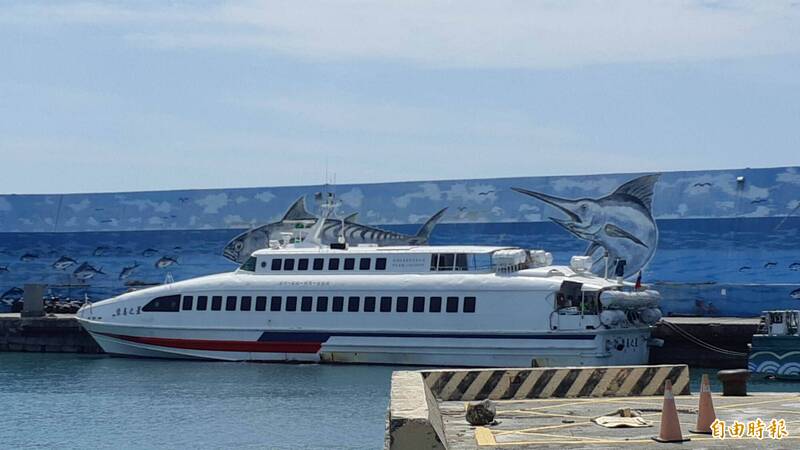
<box><xmin>261</xmin><ymin>261</ymin><xmax>267</xmax><ymax>269</ymax></box>
<box><xmin>359</xmin><ymin>258</ymin><xmax>371</xmax><ymax>270</ymax></box>
<box><xmin>316</xmin><ymin>296</ymin><xmax>328</xmax><ymax>312</ymax></box>
<box><xmin>239</xmin><ymin>257</ymin><xmax>256</xmax><ymax>272</ymax></box>
<box><xmin>286</xmin><ymin>296</ymin><xmax>297</xmax><ymax>311</ymax></box>
<box><xmin>429</xmin><ymin>296</ymin><xmax>442</xmax><ymax>313</ymax></box>
<box><xmin>271</xmin><ymin>259</ymin><xmax>282</xmax><ymax>271</ymax></box>
<box><xmin>333</xmin><ymin>296</ymin><xmax>344</xmax><ymax>312</ymax></box>
<box><xmin>364</xmin><ymin>296</ymin><xmax>376</xmax><ymax>312</ymax></box>
<box><xmin>313</xmin><ymin>258</ymin><xmax>324</xmax><ymax>270</ymax></box>
<box><xmin>283</xmin><ymin>259</ymin><xmax>295</xmax><ymax>271</ymax></box>
<box><xmin>255</xmin><ymin>296</ymin><xmax>267</xmax><ymax>311</ymax></box>
<box><xmin>446</xmin><ymin>296</ymin><xmax>459</xmax><ymax>313</ymax></box>
<box><xmin>380</xmin><ymin>296</ymin><xmax>392</xmax><ymax>312</ymax></box>
<box><xmin>348</xmin><ymin>296</ymin><xmax>360</xmax><ymax>312</ymax></box>
<box><xmin>298</xmin><ymin>258</ymin><xmax>309</xmax><ymax>271</ymax></box>
<box><xmin>143</xmin><ymin>295</ymin><xmax>181</xmax><ymax>312</ymax></box>
<box><xmin>438</xmin><ymin>254</ymin><xmax>455</xmax><ymax>271</ymax></box>
<box><xmin>455</xmin><ymin>254</ymin><xmax>468</xmax><ymax>271</ymax></box>
<box><xmin>376</xmin><ymin>258</ymin><xmax>387</xmax><ymax>270</ymax></box>
<box><xmin>344</xmin><ymin>258</ymin><xmax>355</xmax><ymax>270</ymax></box>
<box><xmin>413</xmin><ymin>296</ymin><xmax>425</xmax><ymax>313</ymax></box>
<box><xmin>396</xmin><ymin>296</ymin><xmax>408</xmax><ymax>312</ymax></box>
<box><xmin>241</xmin><ymin>296</ymin><xmax>252</xmax><ymax>311</ymax></box>
<box><xmin>182</xmin><ymin>295</ymin><xmax>193</xmax><ymax>311</ymax></box>
<box><xmin>226</xmin><ymin>296</ymin><xmax>237</xmax><ymax>311</ymax></box>
<box><xmin>301</xmin><ymin>296</ymin><xmax>313</xmax><ymax>312</ymax></box>
<box><xmin>430</xmin><ymin>254</ymin><xmax>438</xmax><ymax>271</ymax></box>
<box><xmin>211</xmin><ymin>296</ymin><xmax>222</xmax><ymax>311</ymax></box>
<box><xmin>474</xmin><ymin>253</ymin><xmax>492</xmax><ymax>271</ymax></box>
<box><xmin>464</xmin><ymin>296</ymin><xmax>476</xmax><ymax>313</ymax></box>
<box><xmin>270</xmin><ymin>296</ymin><xmax>282</xmax><ymax>311</ymax></box>
<box><xmin>197</xmin><ymin>296</ymin><xmax>208</xmax><ymax>311</ymax></box>
<box><xmin>328</xmin><ymin>258</ymin><xmax>340</xmax><ymax>270</ymax></box>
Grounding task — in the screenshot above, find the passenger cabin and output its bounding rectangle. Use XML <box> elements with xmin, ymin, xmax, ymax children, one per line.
<box><xmin>236</xmin><ymin>245</ymin><xmax>551</xmax><ymax>275</ymax></box>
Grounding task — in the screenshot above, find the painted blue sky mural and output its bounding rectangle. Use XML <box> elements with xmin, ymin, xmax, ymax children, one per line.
<box><xmin>1</xmin><ymin>166</ymin><xmax>798</xmax><ymax>232</ymax></box>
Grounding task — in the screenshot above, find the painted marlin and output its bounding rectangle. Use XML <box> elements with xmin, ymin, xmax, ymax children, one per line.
<box><xmin>20</xmin><ymin>253</ymin><xmax>38</xmax><ymax>262</ymax></box>
<box><xmin>52</xmin><ymin>256</ymin><xmax>78</xmax><ymax>270</ymax></box>
<box><xmin>119</xmin><ymin>262</ymin><xmax>141</xmax><ymax>280</ymax></box>
<box><xmin>1</xmin><ymin>287</ymin><xmax>23</xmax><ymax>300</ymax></box>
<box><xmin>73</xmin><ymin>262</ymin><xmax>105</xmax><ymax>280</ymax></box>
<box><xmin>512</xmin><ymin>174</ymin><xmax>660</xmax><ymax>278</ymax></box>
<box><xmin>155</xmin><ymin>256</ymin><xmax>178</xmax><ymax>269</ymax></box>
<box><xmin>222</xmin><ymin>197</ymin><xmax>447</xmax><ymax>263</ymax></box>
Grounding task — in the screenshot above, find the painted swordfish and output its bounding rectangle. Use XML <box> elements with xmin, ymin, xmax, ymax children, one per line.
<box><xmin>223</xmin><ymin>197</ymin><xmax>447</xmax><ymax>263</ymax></box>
<box><xmin>512</xmin><ymin>174</ymin><xmax>660</xmax><ymax>278</ymax></box>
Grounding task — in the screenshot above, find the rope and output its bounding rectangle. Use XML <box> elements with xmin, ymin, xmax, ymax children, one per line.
<box><xmin>659</xmin><ymin>320</ymin><xmax>748</xmax><ymax>358</ymax></box>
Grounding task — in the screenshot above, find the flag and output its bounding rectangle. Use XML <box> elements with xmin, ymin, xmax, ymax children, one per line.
<box><xmin>635</xmin><ymin>271</ymin><xmax>642</xmax><ymax>290</ymax></box>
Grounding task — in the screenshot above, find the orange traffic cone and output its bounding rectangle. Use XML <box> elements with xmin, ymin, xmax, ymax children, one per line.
<box><xmin>690</xmin><ymin>373</ymin><xmax>717</xmax><ymax>434</ymax></box>
<box><xmin>652</xmin><ymin>379</ymin><xmax>691</xmax><ymax>443</ymax></box>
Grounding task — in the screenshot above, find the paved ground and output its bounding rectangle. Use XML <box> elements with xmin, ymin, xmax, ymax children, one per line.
<box><xmin>441</xmin><ymin>393</ymin><xmax>800</xmax><ymax>449</ymax></box>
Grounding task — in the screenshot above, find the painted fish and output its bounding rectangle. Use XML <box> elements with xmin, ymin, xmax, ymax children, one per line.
<box><xmin>141</xmin><ymin>248</ymin><xmax>159</xmax><ymax>257</ymax></box>
<box><xmin>52</xmin><ymin>256</ymin><xmax>78</xmax><ymax>270</ymax></box>
<box><xmin>0</xmin><ymin>265</ymin><xmax>9</xmax><ymax>274</ymax></box>
<box><xmin>155</xmin><ymin>256</ymin><xmax>178</xmax><ymax>269</ymax></box>
<box><xmin>73</xmin><ymin>262</ymin><xmax>105</xmax><ymax>280</ymax></box>
<box><xmin>222</xmin><ymin>197</ymin><xmax>447</xmax><ymax>263</ymax></box>
<box><xmin>739</xmin><ymin>266</ymin><xmax>752</xmax><ymax>272</ymax></box>
<box><xmin>790</xmin><ymin>263</ymin><xmax>800</xmax><ymax>271</ymax></box>
<box><xmin>512</xmin><ymin>174</ymin><xmax>660</xmax><ymax>278</ymax></box>
<box><xmin>20</xmin><ymin>253</ymin><xmax>38</xmax><ymax>262</ymax></box>
<box><xmin>791</xmin><ymin>288</ymin><xmax>800</xmax><ymax>300</ymax></box>
<box><xmin>764</xmin><ymin>262</ymin><xmax>777</xmax><ymax>269</ymax></box>
<box><xmin>1</xmin><ymin>287</ymin><xmax>24</xmax><ymax>300</ymax></box>
<box><xmin>119</xmin><ymin>262</ymin><xmax>141</xmax><ymax>280</ymax></box>
<box><xmin>93</xmin><ymin>246</ymin><xmax>110</xmax><ymax>256</ymax></box>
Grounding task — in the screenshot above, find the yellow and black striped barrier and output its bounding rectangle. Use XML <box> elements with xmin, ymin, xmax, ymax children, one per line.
<box><xmin>421</xmin><ymin>365</ymin><xmax>689</xmax><ymax>401</ymax></box>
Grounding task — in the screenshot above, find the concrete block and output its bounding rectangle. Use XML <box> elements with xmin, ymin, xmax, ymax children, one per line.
<box><xmin>388</xmin><ymin>371</ymin><xmax>447</xmax><ymax>450</ymax></box>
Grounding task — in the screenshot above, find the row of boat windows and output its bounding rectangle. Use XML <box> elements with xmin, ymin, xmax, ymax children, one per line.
<box><xmin>142</xmin><ymin>294</ymin><xmax>477</xmax><ymax>314</ymax></box>
<box><xmin>241</xmin><ymin>257</ymin><xmax>388</xmax><ymax>272</ymax></box>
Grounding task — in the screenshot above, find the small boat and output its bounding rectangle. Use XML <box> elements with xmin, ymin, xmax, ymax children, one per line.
<box><xmin>748</xmin><ymin>310</ymin><xmax>800</xmax><ymax>379</ymax></box>
<box><xmin>76</xmin><ymin>198</ymin><xmax>663</xmax><ymax>366</ymax></box>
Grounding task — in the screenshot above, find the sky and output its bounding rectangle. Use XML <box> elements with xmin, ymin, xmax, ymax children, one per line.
<box><xmin>0</xmin><ymin>0</ymin><xmax>798</xmax><ymax>195</ymax></box>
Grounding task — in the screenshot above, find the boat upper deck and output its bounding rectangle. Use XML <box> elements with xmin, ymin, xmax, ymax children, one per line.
<box><xmin>250</xmin><ymin>244</ymin><xmax>515</xmax><ymax>256</ymax></box>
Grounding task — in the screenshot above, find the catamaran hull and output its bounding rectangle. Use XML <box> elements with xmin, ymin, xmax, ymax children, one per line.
<box><xmin>81</xmin><ymin>321</ymin><xmax>651</xmax><ymax>367</ymax></box>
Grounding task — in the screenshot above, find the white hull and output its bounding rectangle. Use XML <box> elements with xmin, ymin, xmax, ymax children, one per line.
<box><xmin>81</xmin><ymin>320</ymin><xmax>650</xmax><ymax>367</ymax></box>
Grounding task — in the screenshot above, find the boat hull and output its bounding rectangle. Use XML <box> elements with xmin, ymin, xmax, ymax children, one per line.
<box><xmin>80</xmin><ymin>320</ymin><xmax>651</xmax><ymax>367</ymax></box>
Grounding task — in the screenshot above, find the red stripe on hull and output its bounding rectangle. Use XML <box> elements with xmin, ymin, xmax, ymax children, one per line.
<box><xmin>100</xmin><ymin>333</ymin><xmax>322</xmax><ymax>353</ymax></box>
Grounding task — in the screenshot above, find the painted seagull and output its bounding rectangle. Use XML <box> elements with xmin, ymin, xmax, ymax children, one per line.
<box><xmin>512</xmin><ymin>174</ymin><xmax>660</xmax><ymax>278</ymax></box>
<box><xmin>223</xmin><ymin>197</ymin><xmax>447</xmax><ymax>264</ymax></box>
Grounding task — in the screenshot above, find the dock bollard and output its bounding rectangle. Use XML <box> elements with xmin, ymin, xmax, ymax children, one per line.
<box><xmin>717</xmin><ymin>369</ymin><xmax>749</xmax><ymax>396</ymax></box>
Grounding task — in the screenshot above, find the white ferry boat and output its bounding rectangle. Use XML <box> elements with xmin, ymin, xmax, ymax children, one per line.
<box><xmin>76</xmin><ymin>210</ymin><xmax>662</xmax><ymax>367</ymax></box>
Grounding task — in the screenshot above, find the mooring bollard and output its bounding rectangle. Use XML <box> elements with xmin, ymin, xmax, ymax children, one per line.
<box><xmin>717</xmin><ymin>369</ymin><xmax>750</xmax><ymax>396</ymax></box>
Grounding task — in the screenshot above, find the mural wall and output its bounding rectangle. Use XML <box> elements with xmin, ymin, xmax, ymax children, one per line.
<box><xmin>1</xmin><ymin>166</ymin><xmax>799</xmax><ymax>316</ymax></box>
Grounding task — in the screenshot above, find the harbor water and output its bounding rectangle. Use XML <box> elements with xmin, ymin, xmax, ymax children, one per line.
<box><xmin>2</xmin><ymin>354</ymin><xmax>799</xmax><ymax>449</ymax></box>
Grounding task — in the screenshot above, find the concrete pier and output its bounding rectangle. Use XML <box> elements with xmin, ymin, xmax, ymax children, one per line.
<box><xmin>0</xmin><ymin>313</ymin><xmax>102</xmax><ymax>353</ymax></box>
<box><xmin>387</xmin><ymin>366</ymin><xmax>800</xmax><ymax>449</ymax></box>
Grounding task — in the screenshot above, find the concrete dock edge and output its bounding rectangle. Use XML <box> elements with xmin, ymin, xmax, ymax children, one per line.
<box><xmin>388</xmin><ymin>371</ymin><xmax>448</xmax><ymax>450</ymax></box>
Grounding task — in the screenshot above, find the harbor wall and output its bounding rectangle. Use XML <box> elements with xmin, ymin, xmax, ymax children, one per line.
<box><xmin>1</xmin><ymin>166</ymin><xmax>799</xmax><ymax>316</ymax></box>
<box><xmin>0</xmin><ymin>314</ymin><xmax>102</xmax><ymax>353</ymax></box>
